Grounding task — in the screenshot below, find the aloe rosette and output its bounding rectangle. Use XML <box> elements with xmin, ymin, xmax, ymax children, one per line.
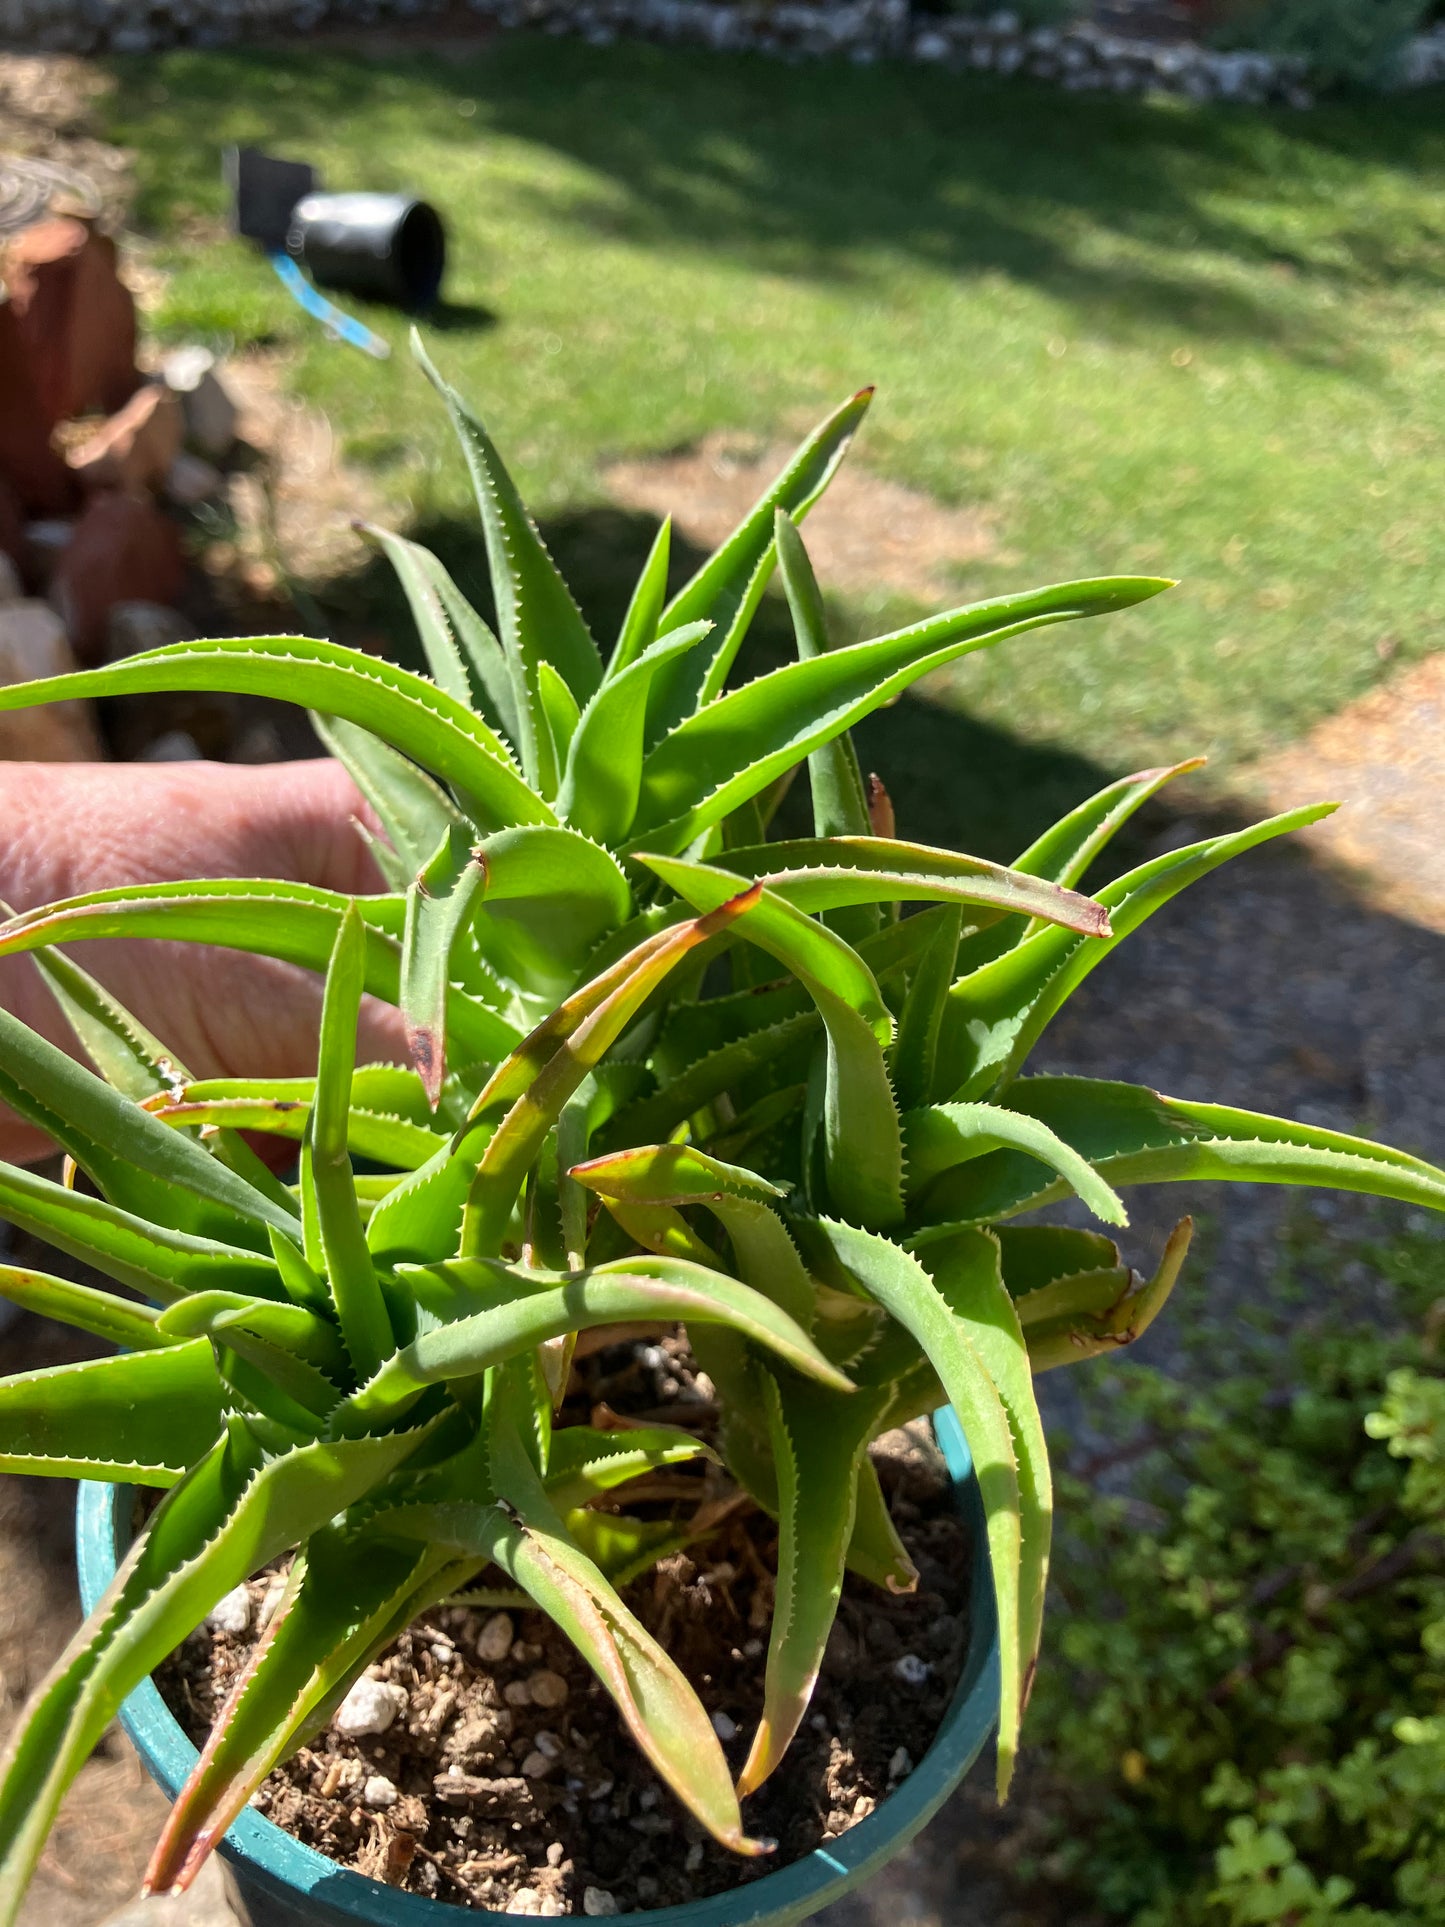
<box><xmin>0</xmin><ymin>338</ymin><xmax>1440</xmax><ymax>1920</ymax></box>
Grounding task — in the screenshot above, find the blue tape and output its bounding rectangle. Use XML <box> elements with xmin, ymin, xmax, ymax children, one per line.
<box><xmin>267</xmin><ymin>250</ymin><xmax>391</xmax><ymax>360</ymax></box>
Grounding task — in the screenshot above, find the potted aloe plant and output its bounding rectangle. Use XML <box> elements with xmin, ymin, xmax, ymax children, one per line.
<box><xmin>0</xmin><ymin>338</ymin><xmax>1440</xmax><ymax>1926</ymax></box>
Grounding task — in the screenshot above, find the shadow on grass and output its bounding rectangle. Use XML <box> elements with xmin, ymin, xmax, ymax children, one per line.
<box><xmin>111</xmin><ymin>36</ymin><xmax>1445</xmax><ymax>370</ymax></box>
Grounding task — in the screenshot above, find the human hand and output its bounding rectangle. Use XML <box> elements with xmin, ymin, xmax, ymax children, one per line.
<box><xmin>0</xmin><ymin>758</ymin><xmax>407</xmax><ymax>1165</ymax></box>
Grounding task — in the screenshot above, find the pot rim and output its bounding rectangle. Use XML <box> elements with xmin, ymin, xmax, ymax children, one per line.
<box><xmin>76</xmin><ymin>1408</ymin><xmax>1000</xmax><ymax>1927</ymax></box>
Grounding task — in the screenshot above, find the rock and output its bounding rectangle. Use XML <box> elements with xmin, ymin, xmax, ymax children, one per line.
<box><xmin>107</xmin><ymin>600</ymin><xmax>191</xmax><ymax>662</ymax></box>
<box><xmin>68</xmin><ymin>384</ymin><xmax>184</xmax><ymax>495</ymax></box>
<box><xmin>520</xmin><ymin>1748</ymin><xmax>555</xmax><ymax>1779</ymax></box>
<box><xmin>165</xmin><ymin>452</ymin><xmax>224</xmax><ymax>508</ymax></box>
<box><xmin>362</xmin><ymin>1774</ymin><xmax>398</xmax><ymax>1809</ymax></box>
<box><xmin>22</xmin><ymin>520</ymin><xmax>74</xmax><ymax>589</ymax></box>
<box><xmin>527</xmin><ymin>1668</ymin><xmax>569</xmax><ymax>1708</ymax></box>
<box><xmin>205</xmin><ymin>1584</ymin><xmax>253</xmax><ymax>1635</ymax></box>
<box><xmin>583</xmin><ymin>1890</ymin><xmax>620</xmax><ymax>1917</ymax></box>
<box><xmin>894</xmin><ymin>1653</ymin><xmax>930</xmax><ymax>1685</ymax></box>
<box><xmin>509</xmin><ymin>1889</ymin><xmax>564</xmax><ymax>1918</ymax></box>
<box><xmin>49</xmin><ymin>490</ymin><xmax>185</xmax><ymax>664</ymax></box>
<box><xmin>710</xmin><ymin>1709</ymin><xmax>738</xmax><ymax>1741</ymax></box>
<box><xmin>0</xmin><ymin>602</ymin><xmax>103</xmax><ymax>761</ymax></box>
<box><xmin>162</xmin><ymin>346</ymin><xmax>238</xmax><ymax>461</ymax></box>
<box><xmin>475</xmin><ymin>1610</ymin><xmax>514</xmax><ymax>1662</ymax></box>
<box><xmin>0</xmin><ymin>556</ymin><xmax>21</xmax><ymax>607</ymax></box>
<box><xmin>2</xmin><ymin>217</ymin><xmax>138</xmax><ymax>425</ymax></box>
<box><xmin>333</xmin><ymin>1675</ymin><xmax>408</xmax><ymax>1738</ymax></box>
<box><xmin>887</xmin><ymin>1745</ymin><xmax>913</xmax><ymax>1781</ymax></box>
<box><xmin>431</xmin><ymin>1772</ymin><xmax>538</xmax><ymax>1819</ymax></box>
<box><xmin>0</xmin><ymin>304</ymin><xmax>77</xmax><ymax>517</ymax></box>
<box><xmin>503</xmin><ymin>1678</ymin><xmax>533</xmax><ymax>1707</ymax></box>
<box><xmin>440</xmin><ymin>1705</ymin><xmax>513</xmax><ymax>1771</ymax></box>
<box><xmin>138</xmin><ymin>729</ymin><xmax>203</xmax><ymax>762</ymax></box>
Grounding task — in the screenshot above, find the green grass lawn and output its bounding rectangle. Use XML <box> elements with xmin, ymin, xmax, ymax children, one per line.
<box><xmin>105</xmin><ymin>36</ymin><xmax>1445</xmax><ymax>854</ymax></box>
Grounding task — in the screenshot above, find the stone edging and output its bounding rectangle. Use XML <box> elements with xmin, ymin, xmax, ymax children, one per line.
<box><xmin>3</xmin><ymin>0</ymin><xmax>1444</xmax><ymax>103</ymax></box>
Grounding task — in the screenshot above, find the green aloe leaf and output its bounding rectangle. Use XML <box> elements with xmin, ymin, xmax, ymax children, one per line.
<box><xmin>630</xmin><ymin>576</ymin><xmax>1171</xmax><ymax>854</ymax></box>
<box><xmin>543</xmin><ymin>1423</ymin><xmax>717</xmax><ymax>1511</ymax></box>
<box><xmin>562</xmin><ymin>1510</ymin><xmax>695</xmax><ymax>1587</ymax></box>
<box><xmin>536</xmin><ymin>660</ymin><xmax>583</xmax><ymax>786</ymax></box>
<box><xmin>570</xmin><ymin>1143</ymin><xmax>814</xmax><ymax>1330</ymax></box>
<box><xmin>156</xmin><ymin>1291</ymin><xmax>349</xmax><ymax>1378</ymax></box>
<box><xmin>0</xmin><ymin>635</ymin><xmax>548</xmax><ymax>832</ymax></box>
<box><xmin>649</xmin><ymin>388</ymin><xmax>875</xmax><ymax>730</ymax></box>
<box><xmin>401</xmin><ymin>825</ymin><xmax>488</xmax><ymax>1104</ymax></box>
<box><xmin>0</xmin><ymin>881</ymin><xmax>519</xmax><ymax>1066</ymax></box>
<box><xmin>360</xmin><ymin>523</ymin><xmax>520</xmax><ymax>744</ymax></box>
<box><xmin>953</xmin><ymin>759</ymin><xmax>1203</xmax><ymax>977</ymax></box>
<box><xmin>935</xmin><ymin>805</ymin><xmax>1333</xmax><ymax>1101</ymax></box>
<box><xmin>1016</xmin><ymin>1217</ymin><xmax>1193</xmax><ymax>1372</ymax></box>
<box><xmin>637</xmin><ymin>857</ymin><xmax>903</xmax><ymax>1228</ymax></box>
<box><xmin>457</xmin><ymin>890</ymin><xmax>763</xmax><ymax>1257</ymax></box>
<box><xmin>414</xmin><ymin>335</ymin><xmax>603</xmax><ymax>784</ymax></box>
<box><xmin>708</xmin><ymin>838</ymin><xmax>1111</xmax><ymax>936</ymax></box>
<box><xmin>398</xmin><ymin>1421</ymin><xmax>770</xmax><ymax>1857</ymax></box>
<box><xmin>0</xmin><ymin>1416</ymin><xmax>431</xmax><ymax>1925</ymax></box>
<box><xmin>0</xmin><ymin>1264</ymin><xmax>171</xmax><ymax>1352</ymax></box>
<box><xmin>912</xmin><ymin>1076</ymin><xmax>1445</xmax><ymax>1230</ymax></box>
<box><xmin>0</xmin><ymin>1000</ymin><xmax>296</xmax><ymax>1247</ymax></box>
<box><xmin>469</xmin><ymin>825</ymin><xmax>633</xmax><ymax>1002</ymax></box>
<box><xmin>301</xmin><ymin>908</ymin><xmax>396</xmax><ymax>1382</ymax></box>
<box><xmin>993</xmin><ymin>1225</ymin><xmax>1122</xmax><ymax>1294</ymax></box>
<box><xmin>608</xmin><ymin>1011</ymin><xmax>819</xmax><ymax>1149</ymax></box>
<box><xmin>28</xmin><ymin>942</ymin><xmax>297</xmax><ymax>1214</ymax></box>
<box><xmin>906</xmin><ymin>1101</ymin><xmax>1127</xmax><ymax>1227</ymax></box>
<box><xmin>152</xmin><ymin>1090</ymin><xmax>448</xmax><ymax>1173</ymax></box>
<box><xmin>846</xmin><ymin>1457</ymin><xmax>919</xmax><ymax>1593</ymax></box>
<box><xmin>806</xmin><ymin>1217</ymin><xmax>1024</xmax><ymax>1798</ymax></box>
<box><xmin>0</xmin><ymin>1160</ymin><xmax>284</xmax><ymax>1303</ymax></box>
<box><xmin>608</xmin><ymin>515</ymin><xmax>672</xmax><ymax>680</ymax></box>
<box><xmin>893</xmin><ymin>905</ymin><xmax>963</xmax><ymax>1112</ymax></box>
<box><xmin>738</xmin><ymin>1369</ymin><xmax>893</xmax><ymax>1795</ymax></box>
<box><xmin>310</xmin><ymin>714</ymin><xmax>465</xmax><ymax>885</ymax></box>
<box><xmin>146</xmin><ymin>1526</ymin><xmax>467</xmax><ymax>1897</ymax></box>
<box><xmin>28</xmin><ymin>945</ymin><xmax>182</xmax><ymax>1106</ymax></box>
<box><xmin>338</xmin><ymin>1251</ymin><xmax>853</xmax><ymax>1435</ymax></box>
<box><xmin>0</xmin><ymin>1339</ymin><xmax>223</xmax><ymax>1485</ymax></box>
<box><xmin>558</xmin><ymin>623</ymin><xmax>712</xmax><ymax>844</ymax></box>
<box><xmin>918</xmin><ymin>1228</ymin><xmax>1051</xmax><ymax>1728</ymax></box>
<box><xmin>773</xmin><ymin>509</ymin><xmax>877</xmax><ymax>947</ymax></box>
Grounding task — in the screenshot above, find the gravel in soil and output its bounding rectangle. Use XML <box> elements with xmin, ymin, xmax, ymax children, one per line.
<box><xmin>157</xmin><ymin>1344</ymin><xmax>971</xmax><ymax>1916</ymax></box>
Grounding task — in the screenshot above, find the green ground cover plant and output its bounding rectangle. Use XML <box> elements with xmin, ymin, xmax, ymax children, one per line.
<box><xmin>103</xmin><ymin>38</ymin><xmax>1445</xmax><ymax>815</ymax></box>
<box><xmin>1031</xmin><ymin>1225</ymin><xmax>1445</xmax><ymax>1924</ymax></box>
<box><xmin>0</xmin><ymin>356</ymin><xmax>1440</xmax><ymax>1919</ymax></box>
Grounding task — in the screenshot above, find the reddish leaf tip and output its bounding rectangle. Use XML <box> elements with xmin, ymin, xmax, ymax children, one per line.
<box><xmin>405</xmin><ymin>1024</ymin><xmax>445</xmax><ymax>1110</ymax></box>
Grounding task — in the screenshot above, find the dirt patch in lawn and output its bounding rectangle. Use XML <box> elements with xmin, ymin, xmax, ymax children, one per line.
<box><xmin>1244</xmin><ymin>650</ymin><xmax>1445</xmax><ymax>936</ymax></box>
<box><xmin>603</xmin><ymin>435</ymin><xmax>997</xmax><ymax>607</ymax></box>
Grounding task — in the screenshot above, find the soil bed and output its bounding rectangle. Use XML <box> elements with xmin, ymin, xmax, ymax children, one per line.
<box><xmin>157</xmin><ymin>1338</ymin><xmax>972</xmax><ymax>1916</ymax></box>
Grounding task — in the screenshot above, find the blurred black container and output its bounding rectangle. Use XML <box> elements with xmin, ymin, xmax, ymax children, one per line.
<box><xmin>286</xmin><ymin>191</ymin><xmax>446</xmax><ymax>310</ymax></box>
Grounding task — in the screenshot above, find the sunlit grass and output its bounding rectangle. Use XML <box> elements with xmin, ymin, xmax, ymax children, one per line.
<box><xmin>106</xmin><ymin>37</ymin><xmax>1445</xmax><ymax>807</ymax></box>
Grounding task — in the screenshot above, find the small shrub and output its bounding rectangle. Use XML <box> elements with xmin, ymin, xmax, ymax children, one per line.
<box><xmin>1032</xmin><ymin>1228</ymin><xmax>1445</xmax><ymax>1925</ymax></box>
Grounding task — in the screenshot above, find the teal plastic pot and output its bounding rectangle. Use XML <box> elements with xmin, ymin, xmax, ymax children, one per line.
<box><xmin>76</xmin><ymin>1409</ymin><xmax>1000</xmax><ymax>1927</ymax></box>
